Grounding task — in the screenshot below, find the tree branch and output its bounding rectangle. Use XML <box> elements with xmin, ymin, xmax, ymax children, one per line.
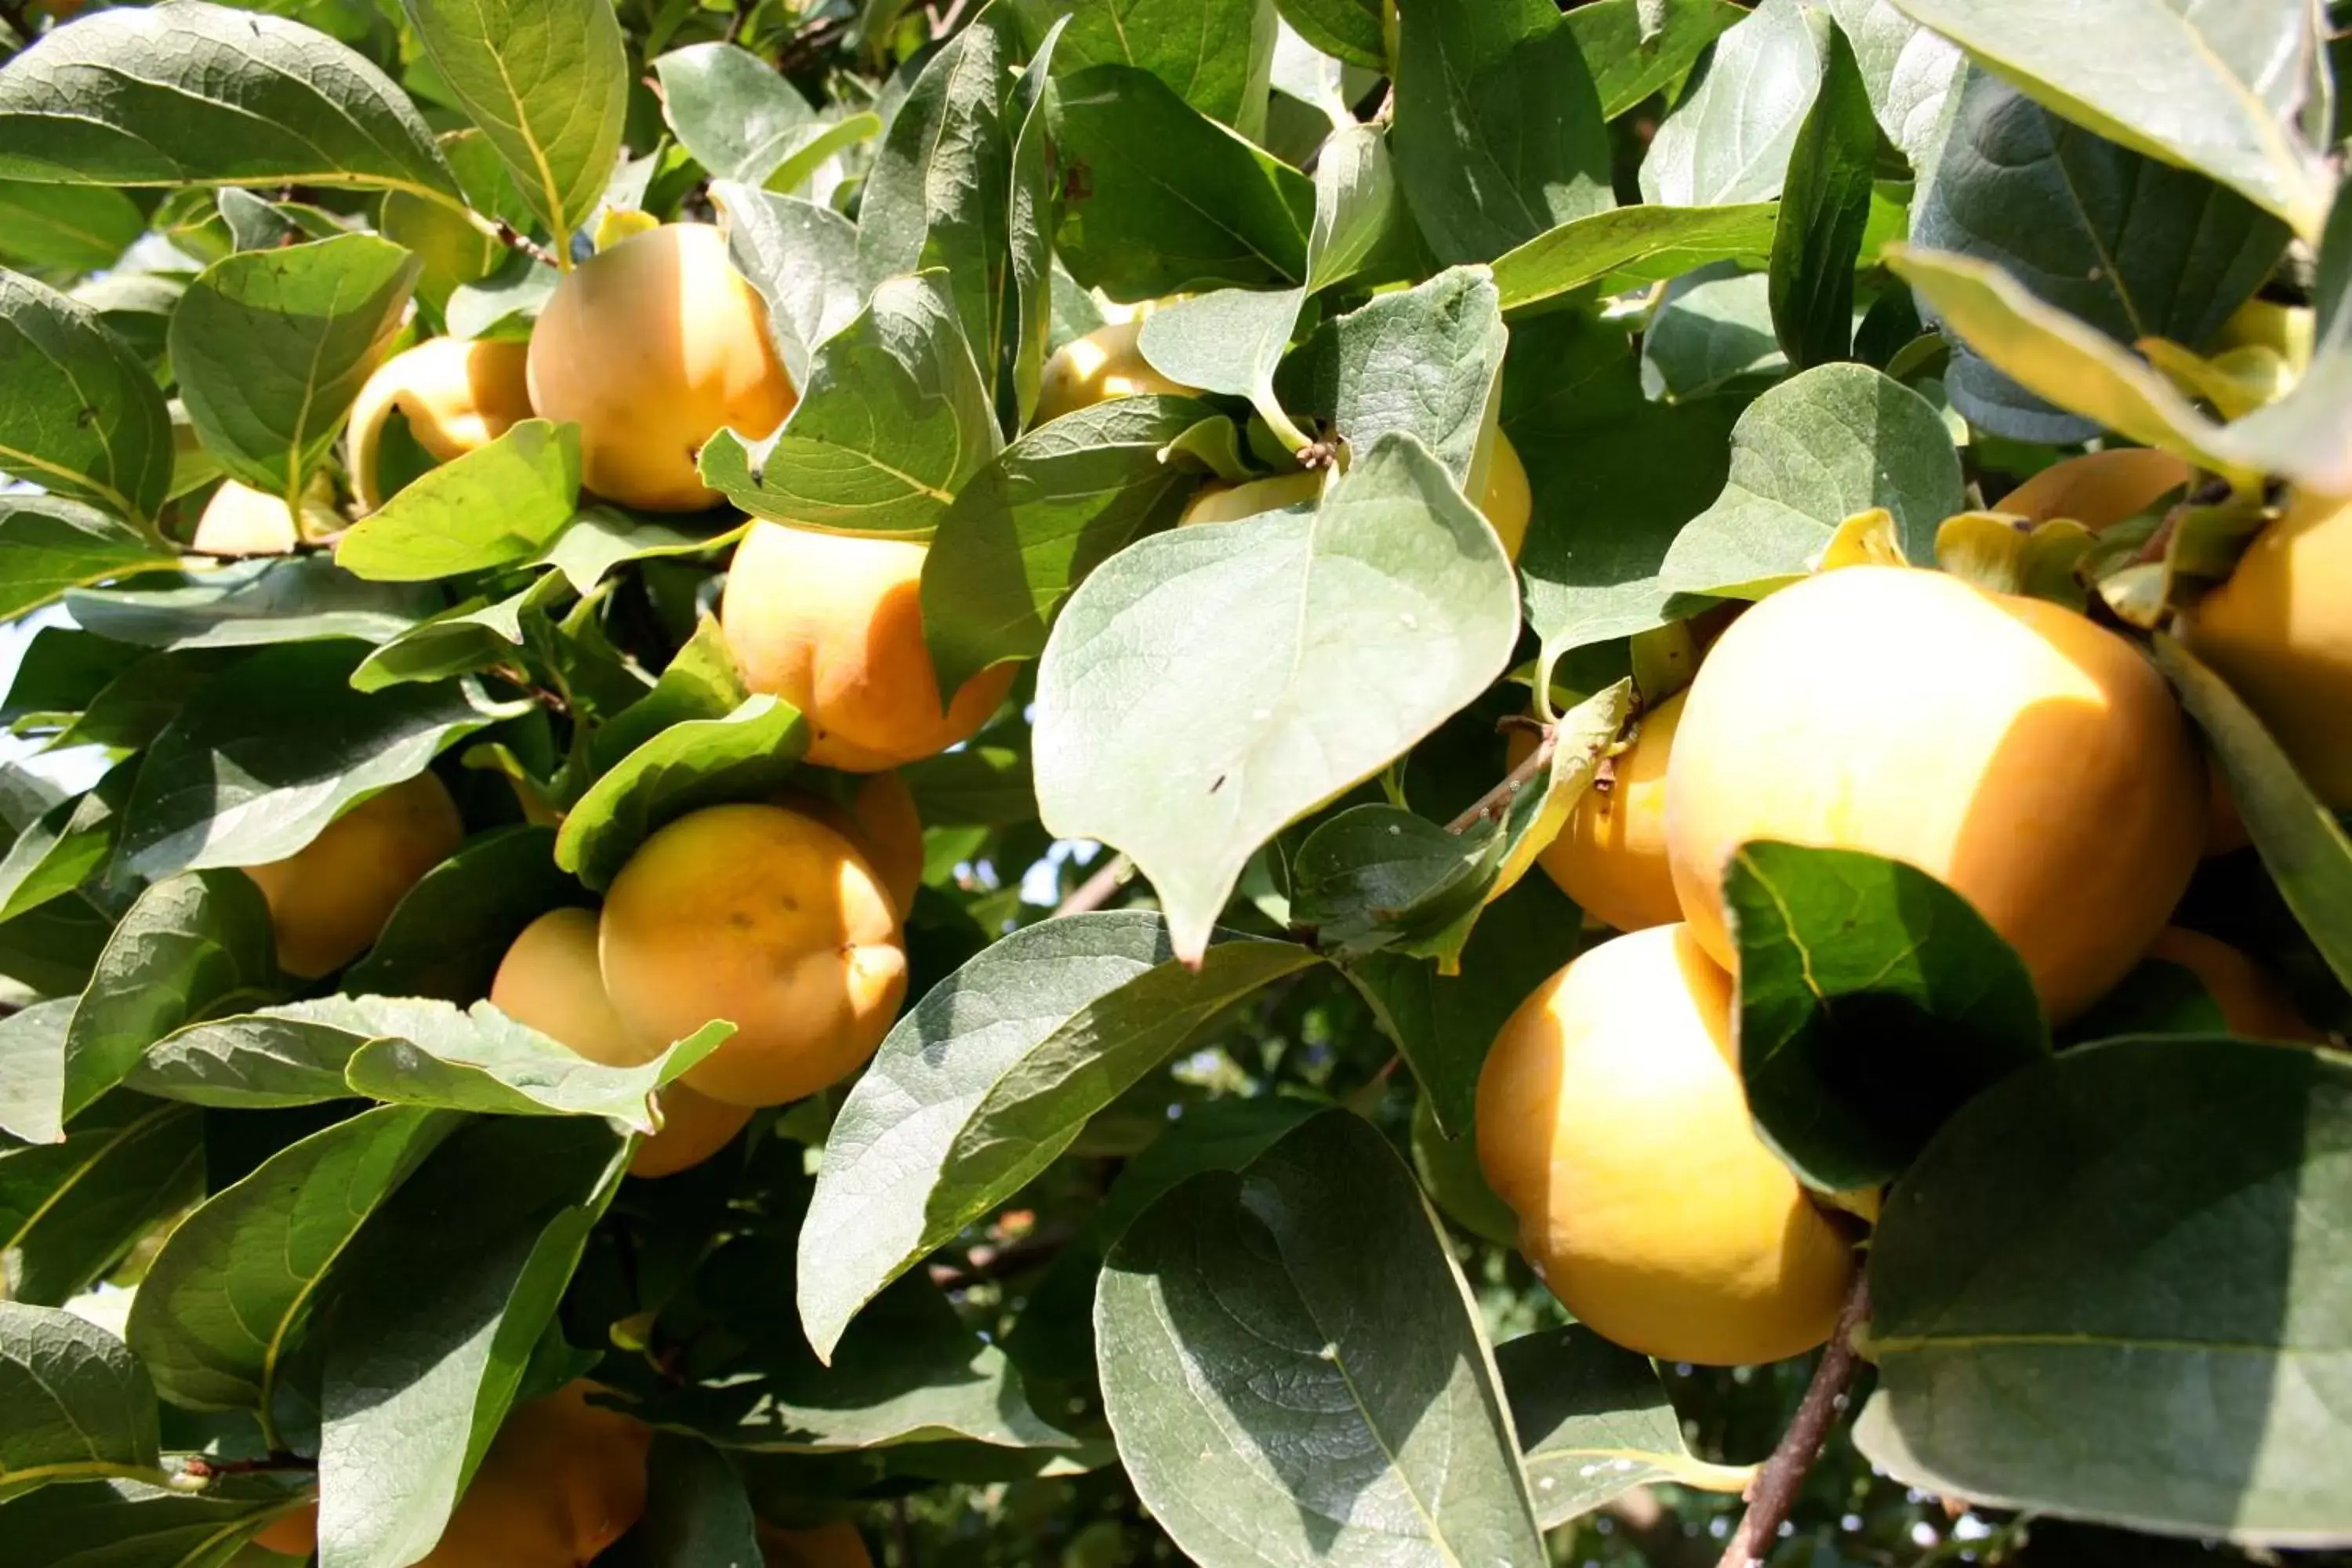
<box><xmin>1445</xmin><ymin>722</ymin><xmax>1555</xmax><ymax>834</ymax></box>
<box><xmin>1715</xmin><ymin>1272</ymin><xmax>1873</xmax><ymax>1568</ymax></box>
<box><xmin>179</xmin><ymin>1454</ymin><xmax>317</xmax><ymax>1480</ymax></box>
<box><xmin>1052</xmin><ymin>851</ymin><xmax>1131</xmax><ymax>917</ymax></box>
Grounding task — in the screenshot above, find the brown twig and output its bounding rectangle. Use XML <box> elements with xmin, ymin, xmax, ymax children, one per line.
<box><xmin>1444</xmin><ymin>724</ymin><xmax>1557</xmax><ymax>834</ymax></box>
<box><xmin>493</xmin><ymin>219</ymin><xmax>562</xmax><ymax>271</ymax></box>
<box><xmin>1714</xmin><ymin>1272</ymin><xmax>1873</xmax><ymax>1568</ymax></box>
<box><xmin>776</xmin><ymin>13</ymin><xmax>850</xmax><ymax>73</ymax></box>
<box><xmin>925</xmin><ymin>1226</ymin><xmax>1073</xmax><ymax>1290</ymax></box>
<box><xmin>1052</xmin><ymin>851</ymin><xmax>1131</xmax><ymax>917</ymax></box>
<box><xmin>180</xmin><ymin>1454</ymin><xmax>318</xmax><ymax>1479</ymax></box>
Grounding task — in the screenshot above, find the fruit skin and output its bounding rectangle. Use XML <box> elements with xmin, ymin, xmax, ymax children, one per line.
<box><xmin>418</xmin><ymin>1381</ymin><xmax>650</xmax><ymax>1567</ymax></box>
<box><xmin>1034</xmin><ymin>318</ymin><xmax>1192</xmax><ymax>424</ymax></box>
<box><xmin>253</xmin><ymin>1502</ymin><xmax>318</xmax><ymax>1557</ymax></box>
<box><xmin>721</xmin><ymin>523</ymin><xmax>1015</xmax><ymax>771</ymax></box>
<box><xmin>1178</xmin><ymin>431</ymin><xmax>1531</xmax><ymax>561</ymax></box>
<box><xmin>526</xmin><ymin>223</ymin><xmax>796</xmax><ymax>511</ymax></box>
<box><xmin>2177</xmin><ymin>490</ymin><xmax>2352</xmax><ymax>808</ymax></box>
<box><xmin>243</xmin><ymin>772</ymin><xmax>464</xmax><ymax>978</ymax></box>
<box><xmin>191</xmin><ymin>480</ymin><xmax>339</xmax><ymax>556</ymax></box>
<box><xmin>757</xmin><ymin>1518</ymin><xmax>875</xmax><ymax>1567</ymax></box>
<box><xmin>599</xmin><ymin>804</ymin><xmax>908</xmax><ymax>1107</ymax></box>
<box><xmin>347</xmin><ymin>336</ymin><xmax>534</xmax><ymax>510</ymax></box>
<box><xmin>490</xmin><ymin>908</ymin><xmax>753</xmax><ymax>1177</ymax></box>
<box><xmin>1665</xmin><ymin>566</ymin><xmax>2202</xmax><ymax>1022</ymax></box>
<box><xmin>1526</xmin><ymin>689</ymin><xmax>1686</xmax><ymax>933</ymax></box>
<box><xmin>2148</xmin><ymin>927</ymin><xmax>2321</xmax><ymax>1043</ymax></box>
<box><xmin>1476</xmin><ymin>925</ymin><xmax>1855</xmax><ymax>1365</ymax></box>
<box><xmin>779</xmin><ymin>771</ymin><xmax>924</xmax><ymax>916</ymax></box>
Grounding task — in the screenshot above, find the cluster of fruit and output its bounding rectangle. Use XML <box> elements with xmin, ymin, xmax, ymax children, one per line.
<box><xmin>1476</xmin><ymin>514</ymin><xmax>2335</xmax><ymax>1367</ymax></box>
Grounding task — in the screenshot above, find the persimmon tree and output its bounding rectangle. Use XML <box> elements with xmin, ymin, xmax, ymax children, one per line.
<box><xmin>0</xmin><ymin>0</ymin><xmax>2347</xmax><ymax>1564</ymax></box>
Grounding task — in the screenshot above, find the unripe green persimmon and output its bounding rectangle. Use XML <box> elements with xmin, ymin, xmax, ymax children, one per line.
<box><xmin>241</xmin><ymin>772</ymin><xmax>463</xmax><ymax>978</ymax></box>
<box><xmin>1477</xmin><ymin>925</ymin><xmax>1855</xmax><ymax>1366</ymax></box>
<box><xmin>527</xmin><ymin>223</ymin><xmax>796</xmax><ymax>510</ymax></box>
<box><xmin>1665</xmin><ymin>566</ymin><xmax>2202</xmax><ymax>1022</ymax></box>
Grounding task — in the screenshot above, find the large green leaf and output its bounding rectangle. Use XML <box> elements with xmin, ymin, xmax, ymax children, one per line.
<box><xmin>1033</xmin><ymin>432</ymin><xmax>1520</xmax><ymax>960</ymax></box>
<box><xmin>341</xmin><ymin>1000</ymin><xmax>728</xmax><ymax>1128</ymax></box>
<box><xmin>0</xmin><ymin>182</ymin><xmax>144</xmax><ymax>274</ymax></box>
<box><xmin>169</xmin><ymin>235</ymin><xmax>419</xmax><ymax>503</ymax></box>
<box><xmin>1011</xmin><ymin>0</ymin><xmax>1277</xmax><ymax>136</ymax></box>
<box><xmin>341</xmin><ymin>825</ymin><xmax>575</xmax><ymax>1002</ymax></box>
<box><xmin>125</xmin><ymin>1105</ymin><xmax>459</xmax><ymax>1423</ymax></box>
<box><xmin>1051</xmin><ymin>63</ymin><xmax>1315</xmax><ymax>298</ymax></box>
<box><xmin>652</xmin><ymin>42</ymin><xmax>818</xmax><ymax>187</ymax></box>
<box><xmin>1854</xmin><ymin>1035</ymin><xmax>2352</xmax><ymax>1544</ymax></box>
<box><xmin>397</xmin><ymin>0</ymin><xmax>630</xmax><ymax>253</ymax></box>
<box><xmin>1273</xmin><ymin>0</ymin><xmax>1384</xmax><ymax>71</ymax></box>
<box><xmin>335</xmin><ymin>421</ymin><xmax>583</xmax><ymax>581</ymax></box>
<box><xmin>316</xmin><ymin>1116</ymin><xmax>627</xmax><ymax>1568</ymax></box>
<box><xmin>1825</xmin><ymin>0</ymin><xmax>1964</xmax><ymax>172</ymax></box>
<box><xmin>637</xmin><ymin>1436</ymin><xmax>764</xmax><ymax>1566</ymax></box>
<box><xmin>1098</xmin><ymin>1110</ymin><xmax>1544</xmax><ymax>1566</ymax></box>
<box><xmin>796</xmin><ymin>911</ymin><xmax>1320</xmax><ymax>1362</ymax></box>
<box><xmin>0</xmin><ymin>1478</ymin><xmax>281</xmax><ymax>1568</ymax></box>
<box><xmin>1391</xmin><ymin>0</ymin><xmax>1612</xmax><ymax>264</ymax></box>
<box><xmin>0</xmin><ymin>1305</ymin><xmax>162</xmax><ymax>1499</ymax></box>
<box><xmin>1657</xmin><ymin>361</ymin><xmax>1963</xmax><ymax>599</ymax></box>
<box><xmin>1640</xmin><ymin>0</ymin><xmax>1827</xmax><ymax>206</ymax></box>
<box><xmin>1769</xmin><ymin>20</ymin><xmax>1877</xmax><ymax>368</ymax></box>
<box><xmin>699</xmin><ymin>271</ymin><xmax>1000</xmax><ymax>538</ymax></box>
<box><xmin>1563</xmin><ymin>0</ymin><xmax>1749</xmax><ymax>120</ymax></box>
<box><xmin>1886</xmin><ymin>0</ymin><xmax>2334</xmax><ymax>238</ymax></box>
<box><xmin>0</xmin><ymin>1094</ymin><xmax>203</xmax><ymax>1305</ymax></box>
<box><xmin>1726</xmin><ymin>841</ymin><xmax>2050</xmax><ymax>1191</ymax></box>
<box><xmin>0</xmin><ymin>2</ymin><xmax>459</xmax><ymax>205</ymax></box>
<box><xmin>920</xmin><ymin>394</ymin><xmax>1213</xmax><ymax>695</ymax></box>
<box><xmin>0</xmin><ymin>760</ymin><xmax>136</xmax><ymax>925</ymax></box>
<box><xmin>1491</xmin><ymin>202</ymin><xmax>1779</xmax><ymax>317</ymax></box>
<box><xmin>710</xmin><ymin>182</ymin><xmax>863</xmax><ymax>390</ymax></box>
<box><xmin>1135</xmin><ymin>285</ymin><xmax>1308</xmax><ymax>448</ymax></box>
<box><xmin>0</xmin><ymin>496</ymin><xmax>177</xmax><ymax>622</ymax></box>
<box><xmin>555</xmin><ymin>695</ymin><xmax>810</xmax><ymax>891</ymax></box>
<box><xmin>0</xmin><ymin>270</ymin><xmax>172</xmax><ymax>527</ymax></box>
<box><xmin>66</xmin><ymin>561</ymin><xmax>434</xmax><ymax>652</ymax></box>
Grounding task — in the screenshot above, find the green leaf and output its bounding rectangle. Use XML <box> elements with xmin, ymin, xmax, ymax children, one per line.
<box><xmin>710</xmin><ymin>182</ymin><xmax>863</xmax><ymax>390</ymax></box>
<box><xmin>555</xmin><ymin>695</ymin><xmax>809</xmax><ymax>892</ymax></box>
<box><xmin>1824</xmin><ymin>0</ymin><xmax>1964</xmax><ymax>172</ymax></box>
<box><xmin>0</xmin><ymin>270</ymin><xmax>173</xmax><ymax>527</ymax></box>
<box><xmin>1726</xmin><ymin>841</ymin><xmax>2051</xmax><ymax>1191</ymax></box>
<box><xmin>0</xmin><ymin>2</ymin><xmax>460</xmax><ymax>205</ymax></box>
<box><xmin>66</xmin><ymin>560</ymin><xmax>435</xmax><ymax>652</ymax></box>
<box><xmin>1305</xmin><ymin>120</ymin><xmax>1416</xmax><ymax>293</ymax></box>
<box><xmin>1491</xmin><ymin>201</ymin><xmax>1779</xmax><ymax>317</ymax></box>
<box><xmin>1343</xmin><ymin>869</ymin><xmax>1582</xmax><ymax>1136</ymax></box>
<box><xmin>0</xmin><ymin>496</ymin><xmax>176</xmax><ymax>622</ymax></box>
<box><xmin>125</xmin><ymin>1105</ymin><xmax>459</xmax><ymax>1421</ymax></box>
<box><xmin>317</xmin><ymin>1116</ymin><xmax>626</xmax><ymax>1568</ymax></box>
<box><xmin>1276</xmin><ymin>267</ymin><xmax>1510</xmax><ymax>485</ymax></box>
<box><xmin>1641</xmin><ymin>0</ymin><xmax>1826</xmax><ymax>207</ymax></box>
<box><xmin>0</xmin><ymin>760</ymin><xmax>136</xmax><ymax>925</ymax></box>
<box><xmin>639</xmin><ymin>1435</ymin><xmax>763</xmax><ymax>1563</ymax></box>
<box><xmin>1564</xmin><ymin>0</ymin><xmax>1749</xmax><ymax>119</ymax></box>
<box><xmin>1853</xmin><ymin>1035</ymin><xmax>2352</xmax><ymax>1544</ymax></box>
<box><xmin>1051</xmin><ymin>63</ymin><xmax>1315</xmax><ymax>297</ymax></box>
<box><xmin>335</xmin><ymin>420</ymin><xmax>583</xmax><ymax>581</ymax></box>
<box><xmin>1411</xmin><ymin>1091</ymin><xmax>1517</xmax><ymax>1244</ymax></box>
<box><xmin>652</xmin><ymin>42</ymin><xmax>818</xmax><ymax>186</ymax></box>
<box><xmin>397</xmin><ymin>0</ymin><xmax>630</xmax><ymax>254</ymax></box>
<box><xmin>796</xmin><ymin>910</ymin><xmax>1321</xmax><ymax>1362</ymax></box>
<box><xmin>1657</xmin><ymin>361</ymin><xmax>1963</xmax><ymax>599</ymax></box>
<box><xmin>1034</xmin><ymin>431</ymin><xmax>1520</xmax><ymax>960</ymax></box>
<box><xmin>1769</xmin><ymin>20</ymin><xmax>1877</xmax><ymax>368</ymax></box>
<box><xmin>1642</xmin><ymin>263</ymin><xmax>1786</xmax><ymax>398</ymax></box>
<box><xmin>901</xmin><ymin>746</ymin><xmax>1036</xmax><ymax>827</ymax></box>
<box><xmin>119</xmin><ymin>644</ymin><xmax>515</xmax><ymax>876</ymax></box>
<box><xmin>343</xmin><ymin>1000</ymin><xmax>729</xmax><ymax>1129</ymax></box>
<box><xmin>1290</xmin><ymin>805</ymin><xmax>1501</xmax><ymax>955</ymax></box>
<box><xmin>1274</xmin><ymin>0</ymin><xmax>1385</xmax><ymax>71</ymax></box>
<box><xmin>383</xmin><ymin>130</ymin><xmax>518</xmax><ymax>316</ymax></box>
<box><xmin>0</xmin><ymin>898</ymin><xmax>111</xmax><ymax>1007</ymax></box>
<box><xmin>1138</xmin><ymin>289</ymin><xmax>1308</xmax><ymax>447</ymax></box>
<box><xmin>1912</xmin><ymin>70</ymin><xmax>2287</xmax><ymax>441</ymax></box>
<box><xmin>169</xmin><ymin>235</ymin><xmax>419</xmax><ymax>503</ymax></box>
<box><xmin>2154</xmin><ymin>637</ymin><xmax>2352</xmax><ymax>997</ymax></box>
<box><xmin>0</xmin><ymin>999</ymin><xmax>71</xmax><ymax>1144</ymax></box>
<box><xmin>1098</xmin><ymin>1110</ymin><xmax>1544</xmax><ymax>1566</ymax></box>
<box><xmin>1886</xmin><ymin>0</ymin><xmax>2334</xmax><ymax>239</ymax></box>
<box><xmin>699</xmin><ymin>271</ymin><xmax>1000</xmax><ymax>539</ymax></box>
<box><xmin>920</xmin><ymin>394</ymin><xmax>1212</xmax><ymax>695</ymax></box>
<box><xmin>1392</xmin><ymin>0</ymin><xmax>1613</xmax><ymax>264</ymax></box>
<box><xmin>1004</xmin><ymin>17</ymin><xmax>1069</xmax><ymax>428</ymax></box>
<box><xmin>1499</xmin><ymin>1325</ymin><xmax>1754</xmax><ymax>1528</ymax></box>
<box><xmin>0</xmin><ymin>1094</ymin><xmax>203</xmax><ymax>1305</ymax></box>
<box><xmin>1505</xmin><ymin>307</ymin><xmax>1741</xmax><ymax>654</ymax></box>
<box><xmin>126</xmin><ymin>996</ymin><xmax>400</xmax><ymax>1109</ymax></box>
<box><xmin>63</xmin><ymin>871</ymin><xmax>277</xmax><ymax>1126</ymax></box>
<box><xmin>0</xmin><ymin>182</ymin><xmax>143</xmax><ymax>274</ymax></box>
<box><xmin>535</xmin><ymin>507</ymin><xmax>735</xmax><ymax>597</ymax></box>
<box><xmin>0</xmin><ymin>1477</ymin><xmax>280</xmax><ymax>1568</ymax></box>
<box><xmin>1011</xmin><ymin>0</ymin><xmax>1278</xmax><ymax>136</ymax></box>
<box><xmin>342</xmin><ymin>824</ymin><xmax>576</xmax><ymax>1003</ymax></box>
<box><xmin>0</xmin><ymin>1304</ymin><xmax>161</xmax><ymax>1498</ymax></box>
<box><xmin>346</xmin><ymin>577</ymin><xmax>557</xmax><ymax>694</ymax></box>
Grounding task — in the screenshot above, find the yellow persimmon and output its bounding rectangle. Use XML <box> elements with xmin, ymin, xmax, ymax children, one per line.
<box><xmin>489</xmin><ymin>908</ymin><xmax>753</xmax><ymax>1177</ymax></box>
<box><xmin>758</xmin><ymin>1519</ymin><xmax>875</xmax><ymax>1567</ymax></box>
<box><xmin>598</xmin><ymin>804</ymin><xmax>907</xmax><ymax>1107</ymax></box>
<box><xmin>1477</xmin><ymin>925</ymin><xmax>1855</xmax><ymax>1366</ymax></box>
<box><xmin>1520</xmin><ymin>689</ymin><xmax>1686</xmax><ymax>933</ymax></box>
<box><xmin>2148</xmin><ymin>927</ymin><xmax>2321</xmax><ymax>1044</ymax></box>
<box><xmin>190</xmin><ymin>479</ymin><xmax>339</xmax><ymax>557</ymax></box>
<box><xmin>1034</xmin><ymin>318</ymin><xmax>1194</xmax><ymax>424</ymax></box>
<box><xmin>721</xmin><ymin>522</ymin><xmax>1015</xmax><ymax>771</ymax></box>
<box><xmin>242</xmin><ymin>772</ymin><xmax>463</xmax><ymax>978</ymax></box>
<box><xmin>347</xmin><ymin>336</ymin><xmax>535</xmax><ymax>510</ymax></box>
<box><xmin>526</xmin><ymin>223</ymin><xmax>796</xmax><ymax>511</ymax></box>
<box><xmin>2176</xmin><ymin>490</ymin><xmax>2352</xmax><ymax>808</ymax></box>
<box><xmin>253</xmin><ymin>1502</ymin><xmax>318</xmax><ymax>1558</ymax></box>
<box><xmin>778</xmin><ymin>771</ymin><xmax>924</xmax><ymax>917</ymax></box>
<box><xmin>418</xmin><ymin>1382</ymin><xmax>649</xmax><ymax>1568</ymax></box>
<box><xmin>1178</xmin><ymin>430</ymin><xmax>1532</xmax><ymax>561</ymax></box>
<box><xmin>1665</xmin><ymin>565</ymin><xmax>2202</xmax><ymax>1022</ymax></box>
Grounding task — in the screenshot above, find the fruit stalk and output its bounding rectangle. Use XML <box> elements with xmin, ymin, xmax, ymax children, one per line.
<box><xmin>1446</xmin><ymin>721</ymin><xmax>1557</xmax><ymax>833</ymax></box>
<box><xmin>1715</xmin><ymin>1272</ymin><xmax>1873</xmax><ymax>1568</ymax></box>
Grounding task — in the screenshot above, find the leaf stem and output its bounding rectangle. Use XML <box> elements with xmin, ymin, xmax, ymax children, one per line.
<box><xmin>1714</xmin><ymin>1271</ymin><xmax>1873</xmax><ymax>1568</ymax></box>
<box><xmin>461</xmin><ymin>209</ymin><xmax>563</xmax><ymax>272</ymax></box>
<box><xmin>178</xmin><ymin>1452</ymin><xmax>316</xmax><ymax>1480</ymax></box>
<box><xmin>1051</xmin><ymin>851</ymin><xmax>1131</xmax><ymax>916</ymax></box>
<box><xmin>1444</xmin><ymin>722</ymin><xmax>1556</xmax><ymax>834</ymax></box>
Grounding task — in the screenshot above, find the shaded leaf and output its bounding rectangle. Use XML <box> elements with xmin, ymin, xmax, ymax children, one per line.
<box><xmin>1564</xmin><ymin>0</ymin><xmax>1749</xmax><ymax>119</ymax></box>
<box><xmin>555</xmin><ymin>695</ymin><xmax>810</xmax><ymax>892</ymax></box>
<box><xmin>0</xmin><ymin>496</ymin><xmax>177</xmax><ymax>622</ymax></box>
<box><xmin>0</xmin><ymin>1304</ymin><xmax>160</xmax><ymax>1498</ymax></box>
<box><xmin>342</xmin><ymin>824</ymin><xmax>577</xmax><ymax>1002</ymax></box>
<box><xmin>1011</xmin><ymin>0</ymin><xmax>1277</xmax><ymax>136</ymax></box>
<box><xmin>0</xmin><ymin>270</ymin><xmax>173</xmax><ymax>526</ymax></box>
<box><xmin>1769</xmin><ymin>20</ymin><xmax>1877</xmax><ymax>368</ymax></box>
<box><xmin>66</xmin><ymin>560</ymin><xmax>435</xmax><ymax>652</ymax></box>
<box><xmin>1492</xmin><ymin>202</ymin><xmax>1778</xmax><ymax>318</ymax></box>
<box><xmin>0</xmin><ymin>1094</ymin><xmax>203</xmax><ymax>1305</ymax></box>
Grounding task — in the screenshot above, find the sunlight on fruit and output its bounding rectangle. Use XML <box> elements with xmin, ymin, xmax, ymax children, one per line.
<box><xmin>722</xmin><ymin>522</ymin><xmax>1015</xmax><ymax>771</ymax></box>
<box><xmin>598</xmin><ymin>803</ymin><xmax>907</xmax><ymax>1107</ymax></box>
<box><xmin>527</xmin><ymin>223</ymin><xmax>795</xmax><ymax>510</ymax></box>
<box><xmin>347</xmin><ymin>336</ymin><xmax>534</xmax><ymax>510</ymax></box>
<box><xmin>1667</xmin><ymin>565</ymin><xmax>2204</xmax><ymax>1022</ymax></box>
<box><xmin>1477</xmin><ymin>925</ymin><xmax>1856</xmax><ymax>1366</ymax></box>
<box><xmin>241</xmin><ymin>772</ymin><xmax>463</xmax><ymax>978</ymax></box>
<box><xmin>189</xmin><ymin>479</ymin><xmax>338</xmax><ymax>556</ymax></box>
<box><xmin>1521</xmin><ymin>688</ymin><xmax>1686</xmax><ymax>932</ymax></box>
<box><xmin>1178</xmin><ymin>430</ymin><xmax>1531</xmax><ymax>561</ymax></box>
<box><xmin>1034</xmin><ymin>317</ymin><xmax>1194</xmax><ymax>424</ymax></box>
<box><xmin>416</xmin><ymin>1382</ymin><xmax>649</xmax><ymax>1567</ymax></box>
<box><xmin>777</xmin><ymin>770</ymin><xmax>924</xmax><ymax>917</ymax></box>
